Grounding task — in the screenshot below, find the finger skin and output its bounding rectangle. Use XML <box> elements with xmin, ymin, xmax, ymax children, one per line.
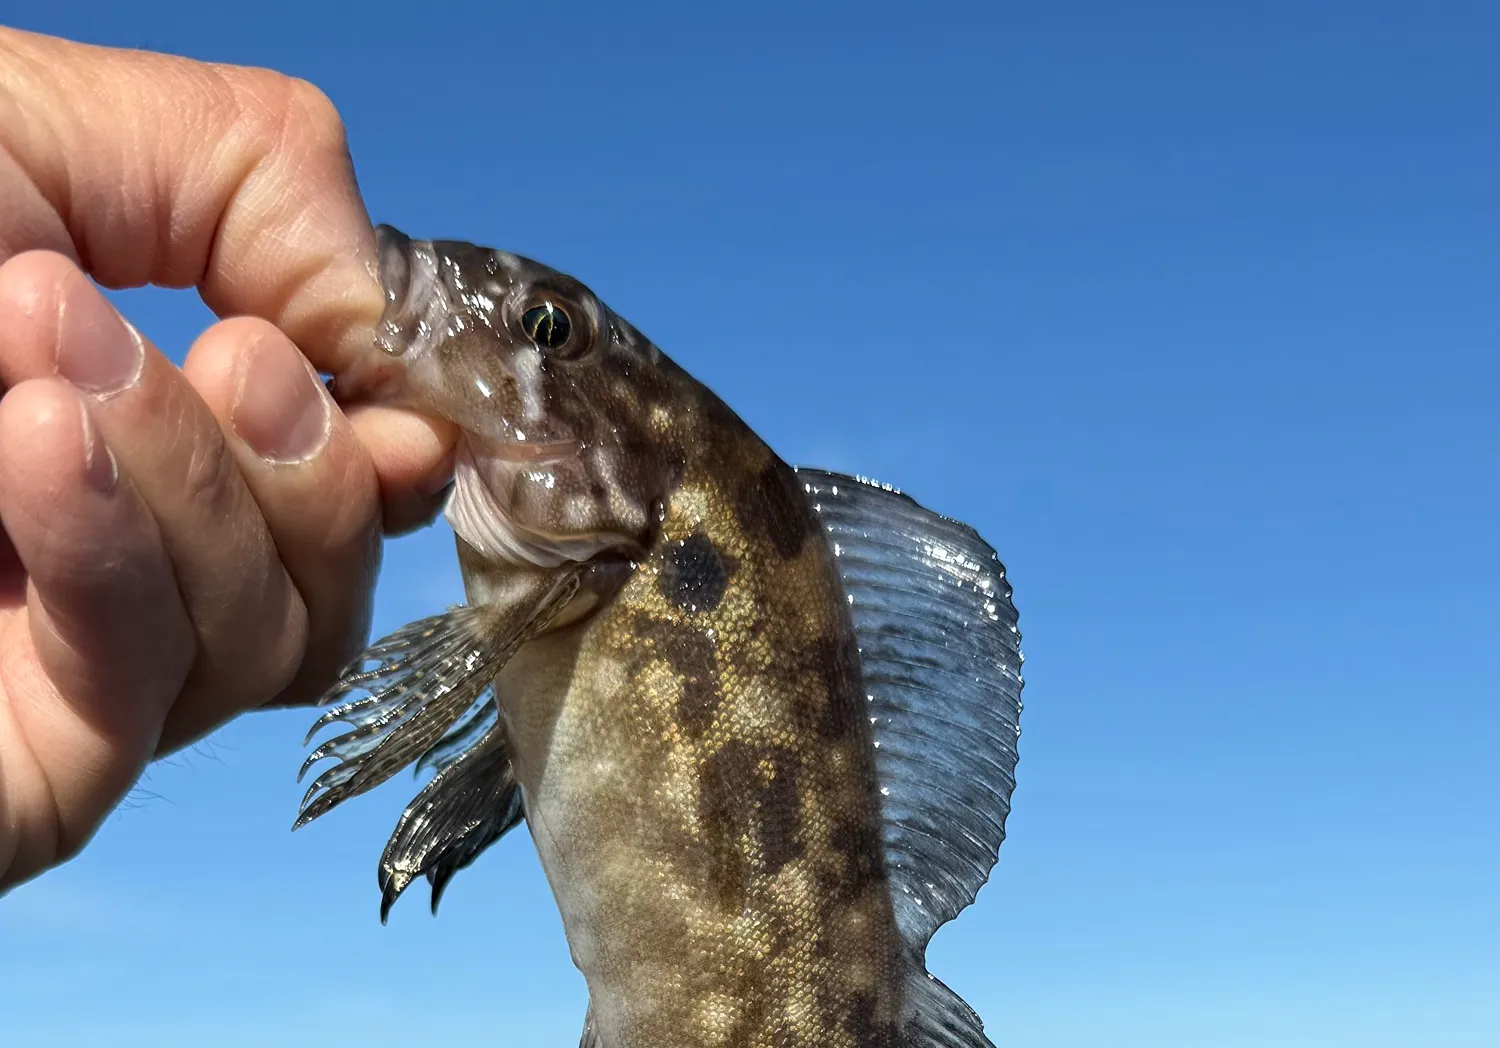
<box><xmin>0</xmin><ymin>25</ymin><xmax>378</xmax><ymax>371</ymax></box>
<box><xmin>180</xmin><ymin>317</ymin><xmax>383</xmax><ymax>721</ymax></box>
<box><xmin>0</xmin><ymin>25</ymin><xmax>459</xmax><ymax>521</ymax></box>
<box><xmin>347</xmin><ymin>405</ymin><xmax>457</xmax><ymax>535</ymax></box>
<box><xmin>0</xmin><ymin>27</ymin><xmax>473</xmax><ymax>891</ymax></box>
<box><xmin>0</xmin><ymin>252</ymin><xmax>311</xmax><ymax>750</ymax></box>
<box><xmin>0</xmin><ymin>378</ymin><xmax>194</xmax><ymax>884</ymax></box>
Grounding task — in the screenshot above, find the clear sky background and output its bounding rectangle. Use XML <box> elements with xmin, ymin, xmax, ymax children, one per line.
<box><xmin>2</xmin><ymin>3</ymin><xmax>1497</xmax><ymax>1046</ymax></box>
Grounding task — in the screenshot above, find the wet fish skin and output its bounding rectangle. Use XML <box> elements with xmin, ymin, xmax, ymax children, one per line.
<box><xmin>297</xmin><ymin>226</ymin><xmax>1020</xmax><ymax>1048</ymax></box>
<box><xmin>463</xmin><ymin>404</ymin><xmax>903</xmax><ymax>1047</ymax></box>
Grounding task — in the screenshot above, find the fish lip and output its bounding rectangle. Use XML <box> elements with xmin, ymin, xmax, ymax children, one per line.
<box><xmin>486</xmin><ymin>437</ymin><xmax>581</xmax><ymax>466</ymax></box>
<box><xmin>329</xmin><ymin>225</ymin><xmax>453</xmax><ymax>405</ymax></box>
<box><xmin>375</xmin><ymin>224</ymin><xmax>412</xmax><ymax>324</ymax></box>
<box><xmin>372</xmin><ymin>223</ymin><xmax>452</xmax><ymax>364</ymax></box>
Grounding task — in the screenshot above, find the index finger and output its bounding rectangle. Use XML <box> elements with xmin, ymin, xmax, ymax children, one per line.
<box><xmin>0</xmin><ymin>26</ymin><xmax>459</xmax><ymax>519</ymax></box>
<box><xmin>0</xmin><ymin>25</ymin><xmax>375</xmax><ymax>379</ymax></box>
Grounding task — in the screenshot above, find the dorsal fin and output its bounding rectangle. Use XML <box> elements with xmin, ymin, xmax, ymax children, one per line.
<box><xmin>796</xmin><ymin>469</ymin><xmax>1023</xmax><ymax>1048</ymax></box>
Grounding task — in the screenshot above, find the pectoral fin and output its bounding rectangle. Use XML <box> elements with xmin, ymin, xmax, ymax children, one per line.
<box><xmin>376</xmin><ymin>704</ymin><xmax>525</xmax><ymax>922</ymax></box>
<box><xmin>293</xmin><ymin>569</ymin><xmax>583</xmax><ymax>831</ymax></box>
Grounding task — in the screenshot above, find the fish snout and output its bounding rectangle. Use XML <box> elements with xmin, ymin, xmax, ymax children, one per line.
<box><xmin>375</xmin><ymin>224</ymin><xmax>413</xmax><ymax>322</ymax></box>
<box><xmin>327</xmin><ymin>224</ymin><xmax>450</xmax><ymax>405</ymax></box>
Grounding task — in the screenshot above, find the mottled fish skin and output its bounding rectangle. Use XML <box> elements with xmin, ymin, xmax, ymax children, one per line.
<box><xmin>466</xmin><ymin>406</ymin><xmax>903</xmax><ymax>1048</ymax></box>
<box><xmin>327</xmin><ymin>228</ymin><xmax>911</xmax><ymax>1047</ymax></box>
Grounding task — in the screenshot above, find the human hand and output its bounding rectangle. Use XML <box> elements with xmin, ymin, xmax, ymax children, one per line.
<box><xmin>0</xmin><ymin>27</ymin><xmax>458</xmax><ymax>890</ymax></box>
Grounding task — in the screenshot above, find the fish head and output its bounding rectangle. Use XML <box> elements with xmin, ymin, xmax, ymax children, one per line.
<box><xmin>346</xmin><ymin>225</ymin><xmax>686</xmax><ymax>567</ymax></box>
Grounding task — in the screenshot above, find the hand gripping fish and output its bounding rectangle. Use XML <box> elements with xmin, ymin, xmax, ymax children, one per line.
<box><xmin>294</xmin><ymin>226</ymin><xmax>1025</xmax><ymax>1048</ymax></box>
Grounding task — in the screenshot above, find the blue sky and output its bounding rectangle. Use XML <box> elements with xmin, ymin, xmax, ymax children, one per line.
<box><xmin>2</xmin><ymin>3</ymin><xmax>1498</xmax><ymax>1045</ymax></box>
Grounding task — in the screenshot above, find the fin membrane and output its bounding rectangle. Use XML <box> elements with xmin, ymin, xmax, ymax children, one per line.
<box><xmin>796</xmin><ymin>469</ymin><xmax>1021</xmax><ymax>1048</ymax></box>
<box><xmin>294</xmin><ymin>570</ymin><xmax>581</xmax><ymax>832</ymax></box>
<box><xmin>377</xmin><ymin>700</ymin><xmax>525</xmax><ymax>922</ymax></box>
<box><xmin>578</xmin><ymin>1006</ymin><xmax>600</xmax><ymax>1048</ymax></box>
<box><xmin>907</xmin><ymin>970</ymin><xmax>995</xmax><ymax>1048</ymax></box>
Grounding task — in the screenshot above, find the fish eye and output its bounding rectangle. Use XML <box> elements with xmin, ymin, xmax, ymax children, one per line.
<box><xmin>521</xmin><ymin>300</ymin><xmax>575</xmax><ymax>355</ymax></box>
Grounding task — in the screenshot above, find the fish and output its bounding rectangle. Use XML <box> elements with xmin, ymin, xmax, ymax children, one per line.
<box><xmin>293</xmin><ymin>225</ymin><xmax>1025</xmax><ymax>1048</ymax></box>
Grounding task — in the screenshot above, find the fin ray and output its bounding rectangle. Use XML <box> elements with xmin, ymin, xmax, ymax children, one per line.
<box><xmin>377</xmin><ymin>715</ymin><xmax>524</xmax><ymax>922</ymax></box>
<box><xmin>905</xmin><ymin>971</ymin><xmax>996</xmax><ymax>1048</ymax></box>
<box><xmin>796</xmin><ymin>468</ymin><xmax>1024</xmax><ymax>950</ymax></box>
<box><xmin>294</xmin><ymin>570</ymin><xmax>583</xmax><ymax>831</ymax></box>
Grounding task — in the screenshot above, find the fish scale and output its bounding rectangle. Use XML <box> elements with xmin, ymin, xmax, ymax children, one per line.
<box><xmin>295</xmin><ymin>225</ymin><xmax>1022</xmax><ymax>1048</ymax></box>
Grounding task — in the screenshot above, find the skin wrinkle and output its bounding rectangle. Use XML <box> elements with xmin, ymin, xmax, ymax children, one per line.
<box><xmin>0</xmin><ymin>677</ymin><xmax>61</xmax><ymax>878</ymax></box>
<box><xmin>142</xmin><ymin>384</ymin><xmax>301</xmax><ymax>674</ymax></box>
<box><xmin>201</xmin><ymin>77</ymin><xmax>313</xmax><ymax>302</ymax></box>
<box><xmin>0</xmin><ymin>40</ymin><xmax>75</xmax><ymax>252</ymax></box>
<box><xmin>0</xmin><ymin>29</ymin><xmax>382</xmax><ymax>368</ymax></box>
<box><xmin>1</xmin><ymin>614</ymin><xmax>146</xmax><ymax>873</ymax></box>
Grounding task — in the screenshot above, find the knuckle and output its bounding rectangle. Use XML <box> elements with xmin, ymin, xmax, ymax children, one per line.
<box><xmin>212</xmin><ymin>66</ymin><xmax>349</xmax><ymax>169</ymax></box>
<box><xmin>233</xmin><ymin>70</ymin><xmax>349</xmax><ymax>160</ymax></box>
<box><xmin>282</xmin><ymin>77</ymin><xmax>349</xmax><ymax>150</ymax></box>
<box><xmin>177</xmin><ymin>423</ymin><xmax>239</xmax><ymax>514</ymax></box>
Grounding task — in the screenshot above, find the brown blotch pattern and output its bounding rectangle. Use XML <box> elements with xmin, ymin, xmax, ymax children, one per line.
<box><xmin>734</xmin><ymin>462</ymin><xmax>810</xmax><ymax>561</ymax></box>
<box><xmin>631</xmin><ymin>616</ymin><xmax>723</xmax><ymax>737</ymax></box>
<box><xmin>757</xmin><ymin>747</ymin><xmax>805</xmax><ymax>877</ymax></box>
<box><xmin>696</xmin><ymin>739</ymin><xmax>806</xmax><ymax>889</ymax></box>
<box><xmin>844</xmin><ymin>991</ymin><xmax>900</xmax><ymax>1047</ymax></box>
<box><xmin>697</xmin><ymin>739</ymin><xmax>758</xmax><ymax>908</ymax></box>
<box><xmin>811</xmin><ymin>631</ymin><xmax>866</xmax><ymax>742</ymax></box>
<box><xmin>829</xmin><ymin>819</ymin><xmax>889</xmax><ymax>900</ymax></box>
<box><xmin>525</xmin><ymin>409</ymin><xmax>902</xmax><ymax>1046</ymax></box>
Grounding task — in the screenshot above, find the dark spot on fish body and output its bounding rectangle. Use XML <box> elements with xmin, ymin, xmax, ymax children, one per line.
<box><xmin>759</xmin><ymin>748</ymin><xmax>805</xmax><ymax>876</ymax></box>
<box><xmin>811</xmin><ymin>632</ymin><xmax>866</xmax><ymax>742</ymax></box>
<box><xmin>845</xmin><ymin>992</ymin><xmax>900</xmax><ymax>1048</ymax></box>
<box><xmin>828</xmin><ymin>819</ymin><xmax>888</xmax><ymax>901</ymax></box>
<box><xmin>734</xmin><ymin>462</ymin><xmax>810</xmax><ymax>560</ymax></box>
<box><xmin>660</xmin><ymin>531</ymin><xmax>733</xmax><ymax>613</ymax></box>
<box><xmin>697</xmin><ymin>739</ymin><xmax>757</xmax><ymax>908</ymax></box>
<box><xmin>697</xmin><ymin>740</ymin><xmax>808</xmax><ymax>893</ymax></box>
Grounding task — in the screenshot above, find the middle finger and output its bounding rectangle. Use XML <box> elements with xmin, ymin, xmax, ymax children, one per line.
<box><xmin>0</xmin><ymin>252</ymin><xmax>310</xmax><ymax>739</ymax></box>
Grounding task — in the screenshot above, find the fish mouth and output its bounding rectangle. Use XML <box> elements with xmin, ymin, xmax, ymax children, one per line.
<box><xmin>336</xmin><ymin>224</ymin><xmax>581</xmax><ymax>458</ymax></box>
<box><xmin>375</xmin><ymin>224</ymin><xmax>412</xmax><ymax>321</ymax></box>
<box><xmin>373</xmin><ymin>224</ymin><xmax>450</xmax><ymax>361</ymax></box>
<box><xmin>485</xmin><ymin>435</ymin><xmax>579</xmax><ymax>467</ymax></box>
<box><xmin>324</xmin><ymin>225</ymin><xmax>444</xmax><ymax>405</ymax></box>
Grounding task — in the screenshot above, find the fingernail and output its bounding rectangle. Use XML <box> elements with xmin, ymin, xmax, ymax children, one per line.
<box><xmin>79</xmin><ymin>404</ymin><xmax>118</xmax><ymax>494</ymax></box>
<box><xmin>55</xmin><ymin>288</ymin><xmax>144</xmax><ymax>397</ymax></box>
<box><xmin>232</xmin><ymin>334</ymin><xmax>332</xmax><ymax>464</ymax></box>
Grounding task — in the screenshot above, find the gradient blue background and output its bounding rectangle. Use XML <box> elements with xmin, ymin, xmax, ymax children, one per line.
<box><xmin>2</xmin><ymin>3</ymin><xmax>1496</xmax><ymax>1046</ymax></box>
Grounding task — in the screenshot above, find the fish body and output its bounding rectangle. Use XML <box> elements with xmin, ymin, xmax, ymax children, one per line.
<box><xmin>482</xmin><ymin>430</ymin><xmax>901</xmax><ymax>1046</ymax></box>
<box><xmin>295</xmin><ymin>228</ymin><xmax>1025</xmax><ymax>1048</ymax></box>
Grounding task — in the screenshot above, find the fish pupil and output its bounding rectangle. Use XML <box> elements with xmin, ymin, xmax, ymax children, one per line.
<box><xmin>522</xmin><ymin>302</ymin><xmax>571</xmax><ymax>350</ymax></box>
